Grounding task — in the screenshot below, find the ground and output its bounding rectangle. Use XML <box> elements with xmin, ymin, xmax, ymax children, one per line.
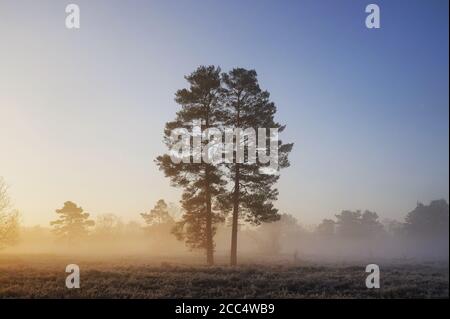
<box><xmin>0</xmin><ymin>254</ymin><xmax>448</xmax><ymax>298</ymax></box>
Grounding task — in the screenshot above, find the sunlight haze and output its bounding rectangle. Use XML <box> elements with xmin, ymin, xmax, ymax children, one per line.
<box><xmin>0</xmin><ymin>0</ymin><xmax>448</xmax><ymax>226</ymax></box>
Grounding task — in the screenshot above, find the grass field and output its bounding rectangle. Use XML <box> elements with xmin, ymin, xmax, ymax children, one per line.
<box><xmin>0</xmin><ymin>255</ymin><xmax>448</xmax><ymax>298</ymax></box>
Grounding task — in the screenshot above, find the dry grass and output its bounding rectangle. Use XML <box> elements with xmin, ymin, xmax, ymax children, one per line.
<box><xmin>0</xmin><ymin>254</ymin><xmax>448</xmax><ymax>298</ymax></box>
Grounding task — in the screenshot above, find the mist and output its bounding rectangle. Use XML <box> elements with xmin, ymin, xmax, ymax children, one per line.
<box><xmin>5</xmin><ymin>199</ymin><xmax>448</xmax><ymax>264</ymax></box>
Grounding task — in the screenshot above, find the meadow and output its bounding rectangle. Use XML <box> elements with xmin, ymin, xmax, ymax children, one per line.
<box><xmin>0</xmin><ymin>254</ymin><xmax>447</xmax><ymax>299</ymax></box>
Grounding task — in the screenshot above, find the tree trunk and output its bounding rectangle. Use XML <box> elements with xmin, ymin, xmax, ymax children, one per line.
<box><xmin>204</xmin><ymin>107</ymin><xmax>214</xmax><ymax>266</ymax></box>
<box><xmin>230</xmin><ymin>163</ymin><xmax>240</xmax><ymax>266</ymax></box>
<box><xmin>230</xmin><ymin>95</ymin><xmax>241</xmax><ymax>266</ymax></box>
<box><xmin>205</xmin><ymin>175</ymin><xmax>214</xmax><ymax>266</ymax></box>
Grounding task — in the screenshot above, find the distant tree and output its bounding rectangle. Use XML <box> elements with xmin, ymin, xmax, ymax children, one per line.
<box><xmin>382</xmin><ymin>218</ymin><xmax>404</xmax><ymax>237</ymax></box>
<box><xmin>0</xmin><ymin>177</ymin><xmax>20</xmax><ymax>249</ymax></box>
<box><xmin>141</xmin><ymin>200</ymin><xmax>174</xmax><ymax>227</ymax></box>
<box><xmin>316</xmin><ymin>219</ymin><xmax>336</xmax><ymax>237</ymax></box>
<box><xmin>253</xmin><ymin>213</ymin><xmax>300</xmax><ymax>255</ymax></box>
<box><xmin>50</xmin><ymin>201</ymin><xmax>95</xmax><ymax>243</ymax></box>
<box><xmin>335</xmin><ymin>210</ymin><xmax>362</xmax><ymax>238</ymax></box>
<box><xmin>141</xmin><ymin>199</ymin><xmax>177</xmax><ymax>241</ymax></box>
<box><xmin>335</xmin><ymin>210</ymin><xmax>383</xmax><ymax>239</ymax></box>
<box><xmin>360</xmin><ymin>210</ymin><xmax>384</xmax><ymax>238</ymax></box>
<box><xmin>155</xmin><ymin>66</ymin><xmax>226</xmax><ymax>265</ymax></box>
<box><xmin>404</xmin><ymin>199</ymin><xmax>449</xmax><ymax>239</ymax></box>
<box><xmin>94</xmin><ymin>213</ymin><xmax>124</xmax><ymax>238</ymax></box>
<box><xmin>221</xmin><ymin>68</ymin><xmax>293</xmax><ymax>265</ymax></box>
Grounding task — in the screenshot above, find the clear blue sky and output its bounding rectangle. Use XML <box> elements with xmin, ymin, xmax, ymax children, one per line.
<box><xmin>0</xmin><ymin>0</ymin><xmax>448</xmax><ymax>225</ymax></box>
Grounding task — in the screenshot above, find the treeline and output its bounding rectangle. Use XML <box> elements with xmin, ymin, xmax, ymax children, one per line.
<box><xmin>41</xmin><ymin>198</ymin><xmax>450</xmax><ymax>260</ymax></box>
<box><xmin>1</xmin><ymin>179</ymin><xmax>449</xmax><ymax>261</ymax></box>
<box><xmin>2</xmin><ymin>199</ymin><xmax>187</xmax><ymax>256</ymax></box>
<box><xmin>242</xmin><ymin>199</ymin><xmax>449</xmax><ymax>260</ymax></box>
<box><xmin>315</xmin><ymin>200</ymin><xmax>449</xmax><ymax>240</ymax></box>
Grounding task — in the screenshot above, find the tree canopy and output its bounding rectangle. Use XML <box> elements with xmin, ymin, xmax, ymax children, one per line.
<box><xmin>50</xmin><ymin>201</ymin><xmax>95</xmax><ymax>243</ymax></box>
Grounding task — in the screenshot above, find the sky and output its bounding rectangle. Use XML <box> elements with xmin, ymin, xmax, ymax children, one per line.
<box><xmin>0</xmin><ymin>0</ymin><xmax>448</xmax><ymax>226</ymax></box>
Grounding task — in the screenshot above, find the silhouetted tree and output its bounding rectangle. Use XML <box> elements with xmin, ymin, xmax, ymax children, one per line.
<box><xmin>404</xmin><ymin>199</ymin><xmax>449</xmax><ymax>239</ymax></box>
<box><xmin>221</xmin><ymin>68</ymin><xmax>293</xmax><ymax>265</ymax></box>
<box><xmin>172</xmin><ymin>202</ymin><xmax>224</xmax><ymax>252</ymax></box>
<box><xmin>50</xmin><ymin>201</ymin><xmax>94</xmax><ymax>243</ymax></box>
<box><xmin>335</xmin><ymin>210</ymin><xmax>383</xmax><ymax>239</ymax></box>
<box><xmin>141</xmin><ymin>199</ymin><xmax>176</xmax><ymax>240</ymax></box>
<box><xmin>0</xmin><ymin>177</ymin><xmax>19</xmax><ymax>249</ymax></box>
<box><xmin>141</xmin><ymin>199</ymin><xmax>174</xmax><ymax>227</ymax></box>
<box><xmin>316</xmin><ymin>219</ymin><xmax>335</xmax><ymax>237</ymax></box>
<box><xmin>335</xmin><ymin>210</ymin><xmax>362</xmax><ymax>238</ymax></box>
<box><xmin>156</xmin><ymin>66</ymin><xmax>226</xmax><ymax>265</ymax></box>
<box><xmin>360</xmin><ymin>210</ymin><xmax>384</xmax><ymax>237</ymax></box>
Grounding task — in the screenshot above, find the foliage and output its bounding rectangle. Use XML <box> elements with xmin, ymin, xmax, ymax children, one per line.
<box><xmin>0</xmin><ymin>177</ymin><xmax>20</xmax><ymax>249</ymax></box>
<box><xmin>316</xmin><ymin>219</ymin><xmax>336</xmax><ymax>237</ymax></box>
<box><xmin>141</xmin><ymin>199</ymin><xmax>174</xmax><ymax>227</ymax></box>
<box><xmin>220</xmin><ymin>68</ymin><xmax>293</xmax><ymax>265</ymax></box>
<box><xmin>50</xmin><ymin>201</ymin><xmax>95</xmax><ymax>242</ymax></box>
<box><xmin>335</xmin><ymin>210</ymin><xmax>384</xmax><ymax>238</ymax></box>
<box><xmin>156</xmin><ymin>66</ymin><xmax>226</xmax><ymax>265</ymax></box>
<box><xmin>404</xmin><ymin>199</ymin><xmax>449</xmax><ymax>239</ymax></box>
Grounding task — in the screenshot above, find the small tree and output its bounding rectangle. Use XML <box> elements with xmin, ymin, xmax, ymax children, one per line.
<box><xmin>50</xmin><ymin>201</ymin><xmax>94</xmax><ymax>243</ymax></box>
<box><xmin>335</xmin><ymin>210</ymin><xmax>383</xmax><ymax>239</ymax></box>
<box><xmin>0</xmin><ymin>177</ymin><xmax>20</xmax><ymax>249</ymax></box>
<box><xmin>141</xmin><ymin>199</ymin><xmax>174</xmax><ymax>227</ymax></box>
<box><xmin>335</xmin><ymin>210</ymin><xmax>363</xmax><ymax>238</ymax></box>
<box><xmin>360</xmin><ymin>210</ymin><xmax>384</xmax><ymax>238</ymax></box>
<box><xmin>316</xmin><ymin>219</ymin><xmax>336</xmax><ymax>237</ymax></box>
<box><xmin>405</xmin><ymin>199</ymin><xmax>449</xmax><ymax>239</ymax></box>
<box><xmin>141</xmin><ymin>199</ymin><xmax>176</xmax><ymax>240</ymax></box>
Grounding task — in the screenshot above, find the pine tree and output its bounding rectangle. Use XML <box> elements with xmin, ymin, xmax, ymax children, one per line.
<box><xmin>156</xmin><ymin>66</ymin><xmax>226</xmax><ymax>265</ymax></box>
<box><xmin>141</xmin><ymin>199</ymin><xmax>176</xmax><ymax>242</ymax></box>
<box><xmin>141</xmin><ymin>199</ymin><xmax>174</xmax><ymax>227</ymax></box>
<box><xmin>221</xmin><ymin>68</ymin><xmax>293</xmax><ymax>266</ymax></box>
<box><xmin>50</xmin><ymin>201</ymin><xmax>95</xmax><ymax>243</ymax></box>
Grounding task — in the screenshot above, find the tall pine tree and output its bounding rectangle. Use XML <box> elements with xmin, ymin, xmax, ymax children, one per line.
<box><xmin>156</xmin><ymin>66</ymin><xmax>226</xmax><ymax>265</ymax></box>
<box><xmin>221</xmin><ymin>68</ymin><xmax>293</xmax><ymax>266</ymax></box>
